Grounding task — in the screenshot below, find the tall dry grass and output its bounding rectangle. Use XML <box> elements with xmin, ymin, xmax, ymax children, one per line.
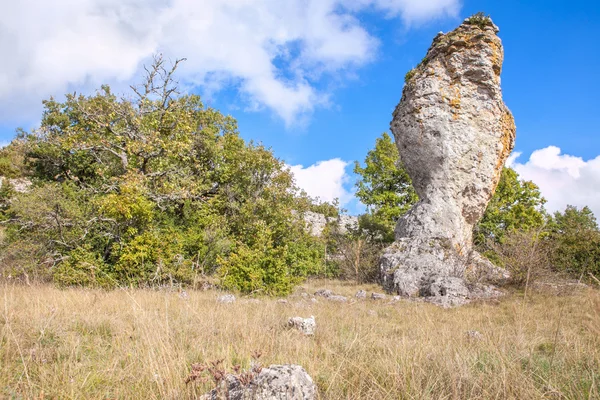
<box><xmin>1</xmin><ymin>280</ymin><xmax>599</xmax><ymax>399</ymax></box>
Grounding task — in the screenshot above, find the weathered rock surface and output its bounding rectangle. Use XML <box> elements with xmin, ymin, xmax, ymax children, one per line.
<box><xmin>288</xmin><ymin>316</ymin><xmax>316</xmax><ymax>336</ymax></box>
<box><xmin>381</xmin><ymin>15</ymin><xmax>515</xmax><ymax>305</ymax></box>
<box><xmin>217</xmin><ymin>294</ymin><xmax>236</xmax><ymax>304</ymax></box>
<box><xmin>0</xmin><ymin>177</ymin><xmax>32</xmax><ymax>193</ymax></box>
<box><xmin>314</xmin><ymin>289</ymin><xmax>333</xmax><ymax>298</ymax></box>
<box><xmin>201</xmin><ymin>364</ymin><xmax>317</xmax><ymax>400</ymax></box>
<box><xmin>327</xmin><ymin>295</ymin><xmax>348</xmax><ymax>302</ymax></box>
<box><xmin>371</xmin><ymin>292</ymin><xmax>386</xmax><ymax>300</ymax></box>
<box><xmin>355</xmin><ymin>290</ymin><xmax>367</xmax><ymax>299</ymax></box>
<box><xmin>313</xmin><ymin>289</ymin><xmax>347</xmax><ymax>302</ymax></box>
<box><xmin>303</xmin><ymin>211</ymin><xmax>358</xmax><ymax>237</ymax></box>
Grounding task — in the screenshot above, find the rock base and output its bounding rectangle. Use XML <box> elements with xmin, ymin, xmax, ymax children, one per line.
<box><xmin>380</xmin><ymin>238</ymin><xmax>508</xmax><ymax>307</ymax></box>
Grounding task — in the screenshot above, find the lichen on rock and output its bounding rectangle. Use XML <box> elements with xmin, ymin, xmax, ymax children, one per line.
<box><xmin>380</xmin><ymin>15</ymin><xmax>515</xmax><ymax>305</ymax></box>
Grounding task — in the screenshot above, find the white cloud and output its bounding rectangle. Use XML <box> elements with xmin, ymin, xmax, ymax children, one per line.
<box><xmin>0</xmin><ymin>0</ymin><xmax>460</xmax><ymax>126</ymax></box>
<box><xmin>508</xmin><ymin>146</ymin><xmax>600</xmax><ymax>218</ymax></box>
<box><xmin>289</xmin><ymin>158</ymin><xmax>353</xmax><ymax>205</ymax></box>
<box><xmin>348</xmin><ymin>0</ymin><xmax>461</xmax><ymax>25</ymax></box>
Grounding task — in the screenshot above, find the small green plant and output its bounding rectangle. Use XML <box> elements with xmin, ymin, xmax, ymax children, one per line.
<box><xmin>404</xmin><ymin>68</ymin><xmax>416</xmax><ymax>83</ymax></box>
<box><xmin>53</xmin><ymin>246</ymin><xmax>116</xmax><ymax>288</ymax></box>
<box><xmin>465</xmin><ymin>12</ymin><xmax>493</xmax><ymax>29</ymax></box>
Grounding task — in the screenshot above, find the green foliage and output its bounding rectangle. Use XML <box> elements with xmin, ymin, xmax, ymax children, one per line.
<box><xmin>0</xmin><ymin>137</ymin><xmax>27</xmax><ymax>178</ymax></box>
<box><xmin>218</xmin><ymin>226</ymin><xmax>291</xmax><ymax>296</ymax></box>
<box><xmin>475</xmin><ymin>167</ymin><xmax>547</xmax><ymax>245</ymax></box>
<box><xmin>114</xmin><ymin>230</ymin><xmax>194</xmax><ymax>286</ymax></box>
<box><xmin>285</xmin><ymin>235</ymin><xmax>326</xmax><ymax>278</ymax></box>
<box><xmin>309</xmin><ymin>199</ymin><xmax>340</xmax><ymax>219</ymax></box>
<box><xmin>354</xmin><ymin>132</ymin><xmax>418</xmax><ymax>243</ymax></box>
<box><xmin>404</xmin><ymin>69</ymin><xmax>416</xmax><ymax>83</ymax></box>
<box><xmin>53</xmin><ymin>246</ymin><xmax>115</xmax><ymax>288</ymax></box>
<box><xmin>2</xmin><ymin>56</ymin><xmax>327</xmax><ymax>293</ymax></box>
<box><xmin>218</xmin><ymin>222</ymin><xmax>325</xmax><ymax>295</ymax></box>
<box><xmin>465</xmin><ymin>12</ymin><xmax>493</xmax><ymax>29</ymax></box>
<box><xmin>548</xmin><ymin>205</ymin><xmax>600</xmax><ymax>278</ymax></box>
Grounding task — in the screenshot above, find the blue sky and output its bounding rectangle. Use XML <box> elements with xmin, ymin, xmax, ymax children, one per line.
<box><xmin>1</xmin><ymin>0</ymin><xmax>599</xmax><ymax>216</ymax></box>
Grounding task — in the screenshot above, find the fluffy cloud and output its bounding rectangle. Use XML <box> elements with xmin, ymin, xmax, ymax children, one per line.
<box><xmin>0</xmin><ymin>0</ymin><xmax>460</xmax><ymax>125</ymax></box>
<box><xmin>509</xmin><ymin>146</ymin><xmax>600</xmax><ymax>218</ymax></box>
<box><xmin>288</xmin><ymin>158</ymin><xmax>353</xmax><ymax>205</ymax></box>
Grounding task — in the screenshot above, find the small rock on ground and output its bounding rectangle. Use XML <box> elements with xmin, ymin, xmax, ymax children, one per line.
<box><xmin>355</xmin><ymin>290</ymin><xmax>367</xmax><ymax>299</ymax></box>
<box><xmin>201</xmin><ymin>364</ymin><xmax>317</xmax><ymax>400</ymax></box>
<box><xmin>327</xmin><ymin>295</ymin><xmax>348</xmax><ymax>302</ymax></box>
<box><xmin>466</xmin><ymin>330</ymin><xmax>483</xmax><ymax>341</ymax></box>
<box><xmin>288</xmin><ymin>316</ymin><xmax>316</xmax><ymax>336</ymax></box>
<box><xmin>217</xmin><ymin>294</ymin><xmax>236</xmax><ymax>304</ymax></box>
<box><xmin>314</xmin><ymin>289</ymin><xmax>333</xmax><ymax>298</ymax></box>
<box><xmin>371</xmin><ymin>292</ymin><xmax>386</xmax><ymax>300</ymax></box>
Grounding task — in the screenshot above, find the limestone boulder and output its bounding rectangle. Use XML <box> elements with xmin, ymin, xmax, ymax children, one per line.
<box><xmin>288</xmin><ymin>316</ymin><xmax>316</xmax><ymax>336</ymax></box>
<box><xmin>200</xmin><ymin>364</ymin><xmax>317</xmax><ymax>400</ymax></box>
<box><xmin>217</xmin><ymin>294</ymin><xmax>236</xmax><ymax>304</ymax></box>
<box><xmin>381</xmin><ymin>15</ymin><xmax>514</xmax><ymax>305</ymax></box>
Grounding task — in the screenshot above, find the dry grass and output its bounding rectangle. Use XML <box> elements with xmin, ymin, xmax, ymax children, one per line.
<box><xmin>1</xmin><ymin>280</ymin><xmax>599</xmax><ymax>399</ymax></box>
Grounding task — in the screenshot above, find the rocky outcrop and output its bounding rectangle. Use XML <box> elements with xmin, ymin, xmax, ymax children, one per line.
<box><xmin>0</xmin><ymin>177</ymin><xmax>32</xmax><ymax>193</ymax></box>
<box><xmin>303</xmin><ymin>211</ymin><xmax>358</xmax><ymax>237</ymax></box>
<box><xmin>200</xmin><ymin>364</ymin><xmax>317</xmax><ymax>400</ymax></box>
<box><xmin>380</xmin><ymin>15</ymin><xmax>514</xmax><ymax>305</ymax></box>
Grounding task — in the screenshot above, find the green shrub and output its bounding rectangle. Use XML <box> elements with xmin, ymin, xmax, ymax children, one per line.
<box><xmin>548</xmin><ymin>206</ymin><xmax>600</xmax><ymax>280</ymax></box>
<box><xmin>114</xmin><ymin>230</ymin><xmax>193</xmax><ymax>286</ymax></box>
<box><xmin>285</xmin><ymin>234</ymin><xmax>326</xmax><ymax>277</ymax></box>
<box><xmin>404</xmin><ymin>68</ymin><xmax>416</xmax><ymax>83</ymax></box>
<box><xmin>217</xmin><ymin>226</ymin><xmax>306</xmax><ymax>296</ymax></box>
<box><xmin>53</xmin><ymin>246</ymin><xmax>116</xmax><ymax>288</ymax></box>
<box><xmin>1</xmin><ymin>56</ymin><xmax>332</xmax><ymax>293</ymax></box>
<box><xmin>465</xmin><ymin>12</ymin><xmax>493</xmax><ymax>30</ymax></box>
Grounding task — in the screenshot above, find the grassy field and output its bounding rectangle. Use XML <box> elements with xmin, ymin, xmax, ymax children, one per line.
<box><xmin>1</xmin><ymin>280</ymin><xmax>599</xmax><ymax>399</ymax></box>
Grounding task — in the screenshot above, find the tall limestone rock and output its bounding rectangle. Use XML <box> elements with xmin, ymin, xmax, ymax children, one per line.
<box><xmin>380</xmin><ymin>15</ymin><xmax>515</xmax><ymax>306</ymax></box>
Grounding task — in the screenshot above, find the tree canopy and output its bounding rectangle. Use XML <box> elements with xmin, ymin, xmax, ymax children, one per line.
<box><xmin>548</xmin><ymin>205</ymin><xmax>600</xmax><ymax>278</ymax></box>
<box><xmin>0</xmin><ymin>56</ymin><xmax>324</xmax><ymax>294</ymax></box>
<box><xmin>353</xmin><ymin>132</ymin><xmax>417</xmax><ymax>242</ymax></box>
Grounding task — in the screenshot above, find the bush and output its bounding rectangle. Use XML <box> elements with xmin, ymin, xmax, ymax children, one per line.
<box><xmin>0</xmin><ymin>56</ymin><xmax>330</xmax><ymax>293</ymax></box>
<box><xmin>548</xmin><ymin>205</ymin><xmax>600</xmax><ymax>280</ymax></box>
<box><xmin>114</xmin><ymin>230</ymin><xmax>194</xmax><ymax>286</ymax></box>
<box><xmin>0</xmin><ymin>240</ymin><xmax>51</xmax><ymax>284</ymax></box>
<box><xmin>218</xmin><ymin>233</ymin><xmax>298</xmax><ymax>296</ymax></box>
<box><xmin>322</xmin><ymin>222</ymin><xmax>383</xmax><ymax>284</ymax></box>
<box><xmin>53</xmin><ymin>246</ymin><xmax>116</xmax><ymax>288</ymax></box>
<box><xmin>465</xmin><ymin>12</ymin><xmax>494</xmax><ymax>30</ymax></box>
<box><xmin>216</xmin><ymin>223</ymin><xmax>326</xmax><ymax>296</ymax></box>
<box><xmin>487</xmin><ymin>229</ymin><xmax>549</xmax><ymax>288</ymax></box>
